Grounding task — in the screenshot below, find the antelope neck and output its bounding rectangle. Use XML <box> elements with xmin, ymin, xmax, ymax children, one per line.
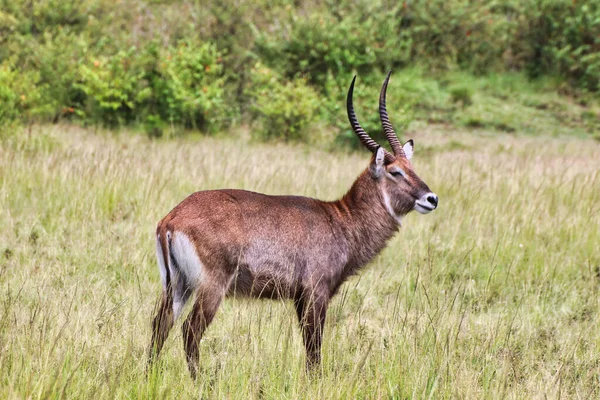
<box><xmin>329</xmin><ymin>171</ymin><xmax>400</xmax><ymax>272</ymax></box>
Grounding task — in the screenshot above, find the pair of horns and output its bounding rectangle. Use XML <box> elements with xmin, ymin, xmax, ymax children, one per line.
<box><xmin>347</xmin><ymin>71</ymin><xmax>406</xmax><ymax>163</ymax></box>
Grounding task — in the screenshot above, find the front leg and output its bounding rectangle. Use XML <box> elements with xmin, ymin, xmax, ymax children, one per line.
<box><xmin>295</xmin><ymin>290</ymin><xmax>329</xmax><ymax>370</ymax></box>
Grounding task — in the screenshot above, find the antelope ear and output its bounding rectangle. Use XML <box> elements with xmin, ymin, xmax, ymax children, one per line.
<box><xmin>370</xmin><ymin>147</ymin><xmax>385</xmax><ymax>178</ymax></box>
<box><xmin>403</xmin><ymin>139</ymin><xmax>414</xmax><ymax>160</ymax></box>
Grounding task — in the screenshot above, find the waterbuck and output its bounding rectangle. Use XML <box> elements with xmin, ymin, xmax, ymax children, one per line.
<box><xmin>147</xmin><ymin>72</ymin><xmax>438</xmax><ymax>378</ymax></box>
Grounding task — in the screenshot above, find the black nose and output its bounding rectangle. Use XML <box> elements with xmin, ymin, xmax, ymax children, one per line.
<box><xmin>427</xmin><ymin>194</ymin><xmax>438</xmax><ymax>207</ymax></box>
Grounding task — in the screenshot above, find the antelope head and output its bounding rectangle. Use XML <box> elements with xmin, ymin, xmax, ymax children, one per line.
<box><xmin>347</xmin><ymin>71</ymin><xmax>438</xmax><ymax>222</ymax></box>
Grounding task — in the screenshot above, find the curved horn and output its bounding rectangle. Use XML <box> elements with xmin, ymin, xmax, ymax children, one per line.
<box><xmin>379</xmin><ymin>71</ymin><xmax>406</xmax><ymax>158</ymax></box>
<box><xmin>347</xmin><ymin>76</ymin><xmax>395</xmax><ymax>163</ymax></box>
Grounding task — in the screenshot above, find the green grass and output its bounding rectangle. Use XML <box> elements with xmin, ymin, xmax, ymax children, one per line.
<box><xmin>391</xmin><ymin>70</ymin><xmax>600</xmax><ymax>138</ymax></box>
<box><xmin>328</xmin><ymin>70</ymin><xmax>599</xmax><ymax>152</ymax></box>
<box><xmin>1</xmin><ymin>124</ymin><xmax>599</xmax><ymax>398</ymax></box>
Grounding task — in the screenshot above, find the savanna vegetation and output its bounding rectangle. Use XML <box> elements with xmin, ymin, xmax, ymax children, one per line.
<box><xmin>0</xmin><ymin>0</ymin><xmax>599</xmax><ymax>142</ymax></box>
<box><xmin>1</xmin><ymin>0</ymin><xmax>600</xmax><ymax>398</ymax></box>
<box><xmin>1</xmin><ymin>125</ymin><xmax>599</xmax><ymax>398</ymax></box>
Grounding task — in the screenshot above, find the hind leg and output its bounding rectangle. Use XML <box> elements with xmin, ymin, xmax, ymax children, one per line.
<box><xmin>182</xmin><ymin>278</ymin><xmax>228</xmax><ymax>379</ymax></box>
<box><xmin>147</xmin><ymin>289</ymin><xmax>175</xmax><ymax>370</ymax></box>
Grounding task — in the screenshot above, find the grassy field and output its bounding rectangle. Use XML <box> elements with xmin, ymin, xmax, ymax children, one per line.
<box><xmin>1</xmin><ymin>124</ymin><xmax>599</xmax><ymax>398</ymax></box>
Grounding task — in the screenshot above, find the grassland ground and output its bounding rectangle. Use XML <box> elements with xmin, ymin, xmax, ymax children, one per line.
<box><xmin>1</xmin><ymin>124</ymin><xmax>599</xmax><ymax>398</ymax></box>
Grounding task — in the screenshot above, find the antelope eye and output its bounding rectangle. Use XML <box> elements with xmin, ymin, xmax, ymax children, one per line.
<box><xmin>390</xmin><ymin>168</ymin><xmax>405</xmax><ymax>178</ymax></box>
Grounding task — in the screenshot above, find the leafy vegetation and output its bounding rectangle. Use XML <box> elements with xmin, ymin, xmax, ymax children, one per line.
<box><xmin>0</xmin><ymin>0</ymin><xmax>598</xmax><ymax>142</ymax></box>
<box><xmin>247</xmin><ymin>63</ymin><xmax>321</xmax><ymax>141</ymax></box>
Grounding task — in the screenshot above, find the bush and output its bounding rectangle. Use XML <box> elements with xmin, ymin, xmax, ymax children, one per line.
<box><xmin>0</xmin><ymin>0</ymin><xmax>598</xmax><ymax>138</ymax></box>
<box><xmin>394</xmin><ymin>0</ymin><xmax>520</xmax><ymax>73</ymax></box>
<box><xmin>25</xmin><ymin>28</ymin><xmax>90</xmax><ymax>122</ymax></box>
<box><xmin>254</xmin><ymin>11</ymin><xmax>394</xmax><ymax>88</ymax></box>
<box><xmin>73</xmin><ymin>40</ymin><xmax>227</xmax><ymax>133</ymax></box>
<box><xmin>247</xmin><ymin>63</ymin><xmax>321</xmax><ymax>142</ymax></box>
<box><xmin>75</xmin><ymin>47</ymin><xmax>147</xmax><ymax>126</ymax></box>
<box><xmin>0</xmin><ymin>61</ymin><xmax>51</xmax><ymax>126</ymax></box>
<box><xmin>517</xmin><ymin>0</ymin><xmax>600</xmax><ymax>91</ymax></box>
<box><xmin>155</xmin><ymin>41</ymin><xmax>227</xmax><ymax>132</ymax></box>
<box><xmin>0</xmin><ymin>65</ymin><xmax>25</xmax><ymax>124</ymax></box>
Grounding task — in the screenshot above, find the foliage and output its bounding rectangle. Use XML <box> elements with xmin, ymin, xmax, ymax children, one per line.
<box><xmin>0</xmin><ymin>0</ymin><xmax>598</xmax><ymax>140</ymax></box>
<box><xmin>72</xmin><ymin>40</ymin><xmax>226</xmax><ymax>133</ymax></box>
<box><xmin>75</xmin><ymin>48</ymin><xmax>148</xmax><ymax>126</ymax></box>
<box><xmin>253</xmin><ymin>10</ymin><xmax>394</xmax><ymax>87</ymax></box>
<box><xmin>517</xmin><ymin>0</ymin><xmax>600</xmax><ymax>91</ymax></box>
<box><xmin>395</xmin><ymin>0</ymin><xmax>517</xmax><ymax>73</ymax></box>
<box><xmin>0</xmin><ymin>61</ymin><xmax>52</xmax><ymax>124</ymax></box>
<box><xmin>247</xmin><ymin>63</ymin><xmax>321</xmax><ymax>141</ymax></box>
<box><xmin>156</xmin><ymin>41</ymin><xmax>226</xmax><ymax>132</ymax></box>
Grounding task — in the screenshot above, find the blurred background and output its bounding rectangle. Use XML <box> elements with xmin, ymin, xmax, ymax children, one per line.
<box><xmin>1</xmin><ymin>0</ymin><xmax>598</xmax><ymax>144</ymax></box>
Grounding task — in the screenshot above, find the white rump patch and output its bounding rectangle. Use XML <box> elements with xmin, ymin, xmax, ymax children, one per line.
<box><xmin>381</xmin><ymin>190</ymin><xmax>402</xmax><ymax>225</ymax></box>
<box><xmin>170</xmin><ymin>231</ymin><xmax>204</xmax><ymax>318</ymax></box>
<box><xmin>170</xmin><ymin>232</ymin><xmax>203</xmax><ymax>287</ymax></box>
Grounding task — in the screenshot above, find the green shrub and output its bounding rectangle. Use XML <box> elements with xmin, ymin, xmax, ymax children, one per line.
<box><xmin>0</xmin><ymin>61</ymin><xmax>51</xmax><ymax>126</ymax></box>
<box><xmin>517</xmin><ymin>0</ymin><xmax>600</xmax><ymax>91</ymax></box>
<box><xmin>247</xmin><ymin>63</ymin><xmax>321</xmax><ymax>142</ymax></box>
<box><xmin>156</xmin><ymin>40</ymin><xmax>227</xmax><ymax>132</ymax></box>
<box><xmin>0</xmin><ymin>65</ymin><xmax>23</xmax><ymax>124</ymax></box>
<box><xmin>73</xmin><ymin>40</ymin><xmax>227</xmax><ymax>132</ymax></box>
<box><xmin>0</xmin><ymin>0</ymin><xmax>598</xmax><ymax>137</ymax></box>
<box><xmin>253</xmin><ymin>9</ymin><xmax>396</xmax><ymax>88</ymax></box>
<box><xmin>26</xmin><ymin>29</ymin><xmax>90</xmax><ymax>122</ymax></box>
<box><xmin>75</xmin><ymin>47</ymin><xmax>148</xmax><ymax>126</ymax></box>
<box><xmin>395</xmin><ymin>0</ymin><xmax>519</xmax><ymax>73</ymax></box>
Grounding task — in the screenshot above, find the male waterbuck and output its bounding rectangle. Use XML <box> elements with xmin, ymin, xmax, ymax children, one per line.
<box><xmin>147</xmin><ymin>72</ymin><xmax>438</xmax><ymax>378</ymax></box>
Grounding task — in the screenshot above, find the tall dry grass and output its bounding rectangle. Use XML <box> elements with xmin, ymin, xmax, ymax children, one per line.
<box><xmin>0</xmin><ymin>125</ymin><xmax>599</xmax><ymax>398</ymax></box>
